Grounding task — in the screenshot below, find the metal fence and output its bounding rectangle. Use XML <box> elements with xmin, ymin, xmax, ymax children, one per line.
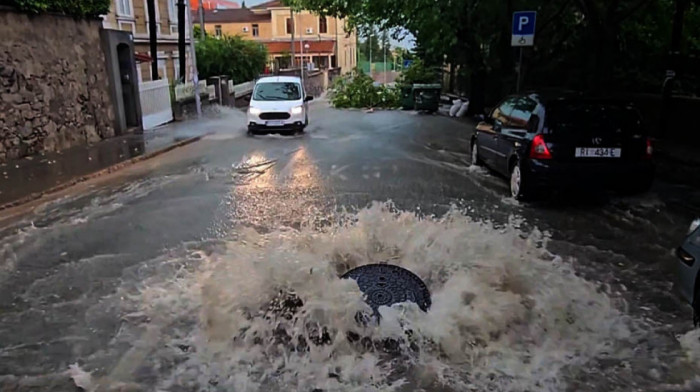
<box><xmin>139</xmin><ymin>78</ymin><xmax>173</xmax><ymax>130</ymax></box>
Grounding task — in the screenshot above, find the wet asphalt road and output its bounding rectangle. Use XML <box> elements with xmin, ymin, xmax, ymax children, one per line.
<box><xmin>1</xmin><ymin>102</ymin><xmax>700</xmax><ymax>391</ymax></box>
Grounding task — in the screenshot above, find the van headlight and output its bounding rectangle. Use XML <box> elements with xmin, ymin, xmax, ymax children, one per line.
<box><xmin>291</xmin><ymin>106</ymin><xmax>303</xmax><ymax>115</ymax></box>
<box><xmin>249</xmin><ymin>107</ymin><xmax>262</xmax><ymax>115</ymax></box>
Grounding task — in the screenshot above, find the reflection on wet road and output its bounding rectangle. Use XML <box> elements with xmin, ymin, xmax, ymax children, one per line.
<box><xmin>1</xmin><ymin>105</ymin><xmax>699</xmax><ymax>391</ymax></box>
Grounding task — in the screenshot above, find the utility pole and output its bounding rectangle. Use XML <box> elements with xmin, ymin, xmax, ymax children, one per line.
<box><xmin>290</xmin><ymin>9</ymin><xmax>296</xmax><ymax>68</ymax></box>
<box><xmin>146</xmin><ymin>0</ymin><xmax>158</xmax><ymax>80</ymax></box>
<box><xmin>198</xmin><ymin>0</ymin><xmax>205</xmax><ymax>40</ymax></box>
<box><xmin>177</xmin><ymin>0</ymin><xmax>186</xmax><ymax>83</ymax></box>
<box><xmin>300</xmin><ymin>39</ymin><xmax>305</xmax><ymax>84</ymax></box>
<box><xmin>334</xmin><ymin>16</ymin><xmax>338</xmax><ymax>68</ymax></box>
<box><xmin>185</xmin><ymin>0</ymin><xmax>202</xmax><ymax>117</ymax></box>
<box><xmin>383</xmin><ymin>29</ymin><xmax>387</xmax><ymax>84</ymax></box>
<box><xmin>368</xmin><ymin>27</ymin><xmax>372</xmax><ymax>76</ymax></box>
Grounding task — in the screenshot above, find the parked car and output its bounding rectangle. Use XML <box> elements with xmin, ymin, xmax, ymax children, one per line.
<box><xmin>247</xmin><ymin>76</ymin><xmax>313</xmax><ymax>135</ymax></box>
<box><xmin>471</xmin><ymin>92</ymin><xmax>655</xmax><ymax>199</ymax></box>
<box><xmin>677</xmin><ymin>219</ymin><xmax>700</xmax><ymax>324</ymax></box>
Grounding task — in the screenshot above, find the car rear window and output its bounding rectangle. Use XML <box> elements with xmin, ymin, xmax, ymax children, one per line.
<box><xmin>546</xmin><ymin>102</ymin><xmax>644</xmax><ymax>135</ymax></box>
<box><xmin>254</xmin><ymin>82</ymin><xmax>301</xmax><ymax>101</ymax></box>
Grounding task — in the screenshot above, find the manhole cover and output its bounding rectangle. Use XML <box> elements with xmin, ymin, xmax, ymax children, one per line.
<box><xmin>341</xmin><ymin>264</ymin><xmax>431</xmax><ymax>317</ymax></box>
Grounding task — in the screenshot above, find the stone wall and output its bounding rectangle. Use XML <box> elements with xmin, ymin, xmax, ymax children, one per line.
<box><xmin>0</xmin><ymin>8</ymin><xmax>115</xmax><ymax>163</ymax></box>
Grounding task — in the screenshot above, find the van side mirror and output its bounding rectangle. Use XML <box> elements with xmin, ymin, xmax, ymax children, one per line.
<box><xmin>304</xmin><ymin>96</ymin><xmax>314</xmax><ymax>102</ymax></box>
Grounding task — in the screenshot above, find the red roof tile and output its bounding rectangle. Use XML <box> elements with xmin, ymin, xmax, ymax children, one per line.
<box><xmin>251</xmin><ymin>0</ymin><xmax>284</xmax><ymax>9</ymax></box>
<box><xmin>264</xmin><ymin>41</ymin><xmax>336</xmax><ymax>54</ymax></box>
<box><xmin>190</xmin><ymin>0</ymin><xmax>240</xmax><ymax>10</ymax></box>
<box><xmin>193</xmin><ymin>8</ymin><xmax>270</xmax><ymax>23</ymax></box>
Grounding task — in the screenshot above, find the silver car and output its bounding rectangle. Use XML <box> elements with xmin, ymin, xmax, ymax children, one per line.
<box><xmin>677</xmin><ymin>218</ymin><xmax>700</xmax><ymax>324</ymax></box>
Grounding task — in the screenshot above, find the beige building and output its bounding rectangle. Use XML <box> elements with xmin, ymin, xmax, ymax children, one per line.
<box><xmin>102</xmin><ymin>0</ymin><xmax>192</xmax><ymax>83</ymax></box>
<box><xmin>201</xmin><ymin>0</ymin><xmax>357</xmax><ymax>73</ymax></box>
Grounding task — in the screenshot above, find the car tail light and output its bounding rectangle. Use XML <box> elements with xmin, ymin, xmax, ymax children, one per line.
<box><xmin>677</xmin><ymin>246</ymin><xmax>695</xmax><ymax>267</ymax></box>
<box><xmin>644</xmin><ymin>138</ymin><xmax>653</xmax><ymax>159</ymax></box>
<box><xmin>529</xmin><ymin>134</ymin><xmax>552</xmax><ymax>159</ymax></box>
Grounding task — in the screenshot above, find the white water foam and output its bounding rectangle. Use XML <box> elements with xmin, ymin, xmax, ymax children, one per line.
<box><xmin>110</xmin><ymin>202</ymin><xmax>634</xmax><ymax>391</ymax></box>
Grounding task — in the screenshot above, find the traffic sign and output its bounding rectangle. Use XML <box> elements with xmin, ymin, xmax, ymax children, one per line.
<box><xmin>403</xmin><ymin>59</ymin><xmax>414</xmax><ymax>68</ymax></box>
<box><xmin>512</xmin><ymin>11</ymin><xmax>537</xmax><ymax>47</ymax></box>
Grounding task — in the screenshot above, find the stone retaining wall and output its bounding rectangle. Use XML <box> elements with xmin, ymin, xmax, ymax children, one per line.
<box><xmin>0</xmin><ymin>8</ymin><xmax>115</xmax><ymax>163</ymax></box>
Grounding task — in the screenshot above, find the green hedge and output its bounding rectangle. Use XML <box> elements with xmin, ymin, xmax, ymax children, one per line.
<box><xmin>330</xmin><ymin>71</ymin><xmax>400</xmax><ymax>109</ymax></box>
<box><xmin>1</xmin><ymin>0</ymin><xmax>111</xmax><ymax>18</ymax></box>
<box><xmin>195</xmin><ymin>34</ymin><xmax>268</xmax><ymax>84</ymax></box>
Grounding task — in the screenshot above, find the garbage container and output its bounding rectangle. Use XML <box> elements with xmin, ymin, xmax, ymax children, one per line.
<box><xmin>413</xmin><ymin>84</ymin><xmax>442</xmax><ymax>112</ymax></box>
<box><xmin>399</xmin><ymin>84</ymin><xmax>415</xmax><ymax>110</ymax></box>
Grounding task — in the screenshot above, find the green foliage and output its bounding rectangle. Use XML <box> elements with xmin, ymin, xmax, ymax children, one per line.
<box><xmin>290</xmin><ymin>0</ymin><xmax>700</xmax><ymax>101</ymax></box>
<box><xmin>4</xmin><ymin>0</ymin><xmax>110</xmax><ymax>17</ymax></box>
<box><xmin>193</xmin><ymin>25</ymin><xmax>207</xmax><ymax>38</ymax></box>
<box><xmin>330</xmin><ymin>71</ymin><xmax>400</xmax><ymax>109</ymax></box>
<box><xmin>397</xmin><ymin>59</ymin><xmax>439</xmax><ymax>85</ymax></box>
<box><xmin>195</xmin><ymin>34</ymin><xmax>268</xmax><ymax>84</ymax></box>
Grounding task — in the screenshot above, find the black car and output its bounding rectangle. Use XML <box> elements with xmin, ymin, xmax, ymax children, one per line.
<box><xmin>471</xmin><ymin>92</ymin><xmax>655</xmax><ymax>199</ymax></box>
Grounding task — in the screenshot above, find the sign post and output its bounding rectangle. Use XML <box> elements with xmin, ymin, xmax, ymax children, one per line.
<box><xmin>512</xmin><ymin>11</ymin><xmax>536</xmax><ymax>92</ymax></box>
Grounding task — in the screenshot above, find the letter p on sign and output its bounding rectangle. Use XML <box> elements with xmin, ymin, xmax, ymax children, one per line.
<box><xmin>512</xmin><ymin>11</ymin><xmax>536</xmax><ymax>47</ymax></box>
<box><xmin>519</xmin><ymin>16</ymin><xmax>529</xmax><ymax>31</ymax></box>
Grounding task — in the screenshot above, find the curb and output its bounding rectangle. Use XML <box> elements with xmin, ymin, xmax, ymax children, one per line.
<box><xmin>0</xmin><ymin>133</ymin><xmax>209</xmax><ymax>213</ymax></box>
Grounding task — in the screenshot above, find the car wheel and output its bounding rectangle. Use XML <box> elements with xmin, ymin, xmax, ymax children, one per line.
<box><xmin>510</xmin><ymin>160</ymin><xmax>531</xmax><ymax>200</ymax></box>
<box><xmin>471</xmin><ymin>142</ymin><xmax>482</xmax><ymax>166</ymax></box>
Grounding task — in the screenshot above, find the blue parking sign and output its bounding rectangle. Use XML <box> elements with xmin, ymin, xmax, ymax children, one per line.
<box><xmin>512</xmin><ymin>11</ymin><xmax>536</xmax><ymax>46</ymax></box>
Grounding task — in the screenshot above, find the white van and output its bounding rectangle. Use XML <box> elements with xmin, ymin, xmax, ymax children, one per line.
<box><xmin>247</xmin><ymin>76</ymin><xmax>313</xmax><ymax>135</ymax></box>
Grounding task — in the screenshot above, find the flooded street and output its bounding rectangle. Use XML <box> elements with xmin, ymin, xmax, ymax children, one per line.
<box><xmin>1</xmin><ymin>105</ymin><xmax>699</xmax><ymax>391</ymax></box>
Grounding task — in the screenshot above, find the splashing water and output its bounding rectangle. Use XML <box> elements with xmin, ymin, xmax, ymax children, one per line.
<box><xmin>112</xmin><ymin>202</ymin><xmax>635</xmax><ymax>391</ymax></box>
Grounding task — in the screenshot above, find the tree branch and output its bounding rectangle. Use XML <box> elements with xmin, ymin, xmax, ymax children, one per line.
<box><xmin>538</xmin><ymin>0</ymin><xmax>573</xmax><ymax>35</ymax></box>
<box><xmin>616</xmin><ymin>0</ymin><xmax>656</xmax><ymax>23</ymax></box>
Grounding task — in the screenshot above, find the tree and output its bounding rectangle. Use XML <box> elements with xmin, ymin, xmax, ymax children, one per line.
<box><xmin>287</xmin><ymin>0</ymin><xmax>700</xmax><ymax>112</ymax></box>
<box><xmin>195</xmin><ymin>34</ymin><xmax>268</xmax><ymax>83</ymax></box>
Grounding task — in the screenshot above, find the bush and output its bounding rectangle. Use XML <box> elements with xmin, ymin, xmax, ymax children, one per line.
<box><xmin>397</xmin><ymin>58</ymin><xmax>440</xmax><ymax>85</ymax></box>
<box><xmin>3</xmin><ymin>0</ymin><xmax>111</xmax><ymax>17</ymax></box>
<box><xmin>330</xmin><ymin>71</ymin><xmax>400</xmax><ymax>109</ymax></box>
<box><xmin>195</xmin><ymin>34</ymin><xmax>268</xmax><ymax>84</ymax></box>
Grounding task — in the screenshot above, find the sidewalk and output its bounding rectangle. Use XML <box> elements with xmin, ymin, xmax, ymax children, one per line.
<box><xmin>0</xmin><ymin>106</ymin><xmax>244</xmax><ymax>209</ymax></box>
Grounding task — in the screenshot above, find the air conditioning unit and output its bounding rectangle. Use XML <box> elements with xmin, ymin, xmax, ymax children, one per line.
<box><xmin>305</xmin><ymin>27</ymin><xmax>314</xmax><ymax>34</ymax></box>
<box><xmin>243</xmin><ymin>26</ymin><xmax>249</xmax><ymax>32</ymax></box>
<box><xmin>170</xmin><ymin>25</ymin><xmax>178</xmax><ymax>35</ymax></box>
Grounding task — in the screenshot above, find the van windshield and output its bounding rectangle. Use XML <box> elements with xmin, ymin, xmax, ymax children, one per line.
<box><xmin>253</xmin><ymin>82</ymin><xmax>302</xmax><ymax>101</ymax></box>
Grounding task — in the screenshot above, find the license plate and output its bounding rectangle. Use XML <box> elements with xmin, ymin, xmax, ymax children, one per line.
<box><xmin>575</xmin><ymin>147</ymin><xmax>621</xmax><ymax>158</ymax></box>
<box><xmin>266</xmin><ymin>120</ymin><xmax>284</xmax><ymax>127</ymax></box>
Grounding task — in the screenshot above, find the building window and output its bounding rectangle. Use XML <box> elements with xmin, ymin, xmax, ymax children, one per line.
<box><xmin>286</xmin><ymin>18</ymin><xmax>293</xmax><ymax>34</ymax></box>
<box><xmin>158</xmin><ymin>59</ymin><xmax>168</xmax><ymax>81</ymax></box>
<box><xmin>116</xmin><ymin>0</ymin><xmax>133</xmax><ymax>17</ymax></box>
<box><xmin>168</xmin><ymin>0</ymin><xmax>179</xmax><ymax>22</ymax></box>
<box><xmin>319</xmin><ymin>16</ymin><xmax>327</xmax><ymax>34</ymax></box>
<box><xmin>143</xmin><ymin>0</ymin><xmax>160</xmax><ymax>21</ymax></box>
<box><xmin>215</xmin><ymin>25</ymin><xmax>222</xmax><ymax>37</ymax></box>
<box><xmin>173</xmin><ymin>57</ymin><xmax>180</xmax><ymax>81</ymax></box>
<box><xmin>252</xmin><ymin>24</ymin><xmax>259</xmax><ymax>37</ymax></box>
